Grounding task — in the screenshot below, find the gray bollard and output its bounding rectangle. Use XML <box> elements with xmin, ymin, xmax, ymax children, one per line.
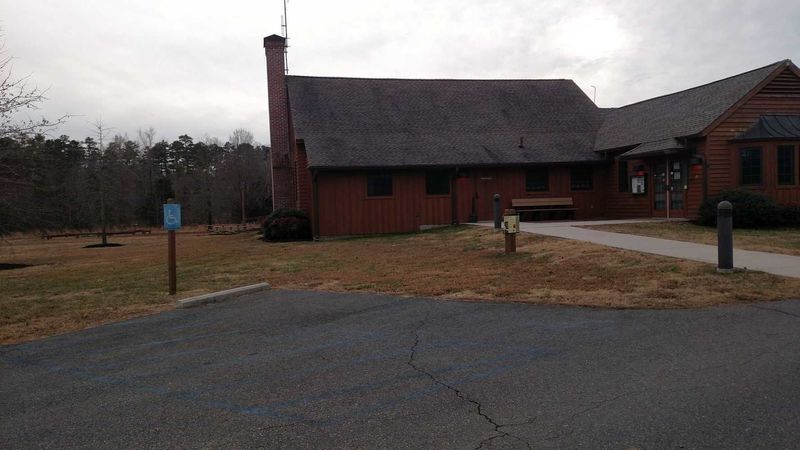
<box><xmin>493</xmin><ymin>194</ymin><xmax>502</xmax><ymax>229</ymax></box>
<box><xmin>717</xmin><ymin>201</ymin><xmax>734</xmax><ymax>273</ymax></box>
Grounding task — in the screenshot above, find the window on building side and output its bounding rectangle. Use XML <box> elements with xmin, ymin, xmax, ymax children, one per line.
<box><xmin>525</xmin><ymin>167</ymin><xmax>549</xmax><ymax>192</ymax></box>
<box><xmin>618</xmin><ymin>160</ymin><xmax>629</xmax><ymax>192</ymax></box>
<box><xmin>778</xmin><ymin>145</ymin><xmax>796</xmax><ymax>185</ymax></box>
<box><xmin>739</xmin><ymin>147</ymin><xmax>762</xmax><ymax>185</ymax></box>
<box><xmin>366</xmin><ymin>172</ymin><xmax>393</xmax><ymax>197</ymax></box>
<box><xmin>425</xmin><ymin>170</ymin><xmax>450</xmax><ymax>195</ymax></box>
<box><xmin>570</xmin><ymin>167</ymin><xmax>593</xmax><ymax>191</ymax></box>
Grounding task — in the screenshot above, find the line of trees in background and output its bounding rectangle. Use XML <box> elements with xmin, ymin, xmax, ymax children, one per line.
<box><xmin>0</xmin><ymin>127</ymin><xmax>272</xmax><ymax>235</ymax></box>
<box><xmin>1</xmin><ymin>36</ymin><xmax>272</xmax><ymax>236</ymax></box>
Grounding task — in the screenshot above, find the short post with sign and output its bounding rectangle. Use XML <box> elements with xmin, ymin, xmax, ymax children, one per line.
<box><xmin>502</xmin><ymin>208</ymin><xmax>519</xmax><ymax>254</ymax></box>
<box><xmin>163</xmin><ymin>201</ymin><xmax>181</xmax><ymax>295</ymax></box>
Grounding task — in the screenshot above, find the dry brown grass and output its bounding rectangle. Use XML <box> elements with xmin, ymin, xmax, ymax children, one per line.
<box><xmin>582</xmin><ymin>221</ymin><xmax>800</xmax><ymax>256</ymax></box>
<box><xmin>2</xmin><ymin>226</ymin><xmax>799</xmax><ymax>345</ymax></box>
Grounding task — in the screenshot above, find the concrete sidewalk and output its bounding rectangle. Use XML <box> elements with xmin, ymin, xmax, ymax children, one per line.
<box><xmin>475</xmin><ymin>220</ymin><xmax>800</xmax><ymax>278</ymax></box>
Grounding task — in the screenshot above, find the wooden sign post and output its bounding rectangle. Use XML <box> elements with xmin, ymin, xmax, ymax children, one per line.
<box><xmin>163</xmin><ymin>201</ymin><xmax>182</xmax><ymax>295</ymax></box>
<box><xmin>503</xmin><ymin>209</ymin><xmax>519</xmax><ymax>254</ymax></box>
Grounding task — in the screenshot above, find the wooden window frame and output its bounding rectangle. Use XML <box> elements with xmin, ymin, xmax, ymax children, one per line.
<box><xmin>570</xmin><ymin>166</ymin><xmax>594</xmax><ymax>192</ymax></box>
<box><xmin>739</xmin><ymin>146</ymin><xmax>763</xmax><ymax>187</ymax></box>
<box><xmin>525</xmin><ymin>167</ymin><xmax>549</xmax><ymax>192</ymax></box>
<box><xmin>366</xmin><ymin>171</ymin><xmax>393</xmax><ymax>198</ymax></box>
<box><xmin>424</xmin><ymin>170</ymin><xmax>451</xmax><ymax>196</ymax></box>
<box><xmin>777</xmin><ymin>144</ymin><xmax>797</xmax><ymax>187</ymax></box>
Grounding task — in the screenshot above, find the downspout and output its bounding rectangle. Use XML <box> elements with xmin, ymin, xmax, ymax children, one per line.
<box><xmin>702</xmin><ymin>157</ymin><xmax>709</xmax><ymax>203</ymax></box>
<box><xmin>451</xmin><ymin>168</ymin><xmax>459</xmax><ymax>225</ymax></box>
<box><xmin>311</xmin><ymin>169</ymin><xmax>320</xmax><ymax>240</ymax></box>
<box><xmin>666</xmin><ymin>156</ymin><xmax>671</xmax><ymax>220</ymax></box>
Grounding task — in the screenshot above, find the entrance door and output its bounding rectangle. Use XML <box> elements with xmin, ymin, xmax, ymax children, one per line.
<box><xmin>651</xmin><ymin>159</ymin><xmax>688</xmax><ymax>218</ymax></box>
<box><xmin>669</xmin><ymin>160</ymin><xmax>688</xmax><ymax>217</ymax></box>
<box><xmin>477</xmin><ymin>170</ymin><xmax>498</xmax><ymax>221</ymax></box>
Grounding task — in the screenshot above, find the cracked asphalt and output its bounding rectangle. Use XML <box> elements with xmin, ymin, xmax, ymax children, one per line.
<box><xmin>2</xmin><ymin>289</ymin><xmax>800</xmax><ymax>449</ymax></box>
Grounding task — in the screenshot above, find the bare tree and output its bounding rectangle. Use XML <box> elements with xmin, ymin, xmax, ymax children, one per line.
<box><xmin>91</xmin><ymin>119</ymin><xmax>112</xmax><ymax>245</ymax></box>
<box><xmin>0</xmin><ymin>34</ymin><xmax>68</xmax><ymax>236</ymax></box>
<box><xmin>0</xmin><ymin>36</ymin><xmax>67</xmax><ymax>138</ymax></box>
<box><xmin>228</xmin><ymin>128</ymin><xmax>254</xmax><ymax>148</ymax></box>
<box><xmin>227</xmin><ymin>128</ymin><xmax>256</xmax><ymax>223</ymax></box>
<box><xmin>137</xmin><ymin>127</ymin><xmax>156</xmax><ymax>151</ymax></box>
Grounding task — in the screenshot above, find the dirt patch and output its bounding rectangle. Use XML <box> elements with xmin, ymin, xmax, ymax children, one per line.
<box><xmin>0</xmin><ymin>263</ymin><xmax>33</xmax><ymax>271</ymax></box>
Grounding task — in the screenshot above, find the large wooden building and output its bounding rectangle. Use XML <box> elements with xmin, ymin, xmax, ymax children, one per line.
<box><xmin>264</xmin><ymin>35</ymin><xmax>800</xmax><ymax>237</ymax></box>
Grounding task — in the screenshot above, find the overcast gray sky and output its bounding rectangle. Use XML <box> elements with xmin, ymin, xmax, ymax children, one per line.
<box><xmin>3</xmin><ymin>0</ymin><xmax>799</xmax><ymax>145</ymax></box>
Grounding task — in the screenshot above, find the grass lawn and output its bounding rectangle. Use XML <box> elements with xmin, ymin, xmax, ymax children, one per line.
<box><xmin>2</xmin><ymin>225</ymin><xmax>800</xmax><ymax>344</ymax></box>
<box><xmin>582</xmin><ymin>221</ymin><xmax>800</xmax><ymax>256</ymax></box>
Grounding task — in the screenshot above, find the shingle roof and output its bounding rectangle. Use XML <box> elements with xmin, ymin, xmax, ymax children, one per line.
<box><xmin>287</xmin><ymin>77</ymin><xmax>605</xmax><ymax>169</ymax></box>
<box><xmin>594</xmin><ymin>61</ymin><xmax>788</xmax><ymax>151</ymax></box>
<box><xmin>733</xmin><ymin>115</ymin><xmax>800</xmax><ymax>141</ymax></box>
<box><xmin>285</xmin><ymin>61</ymin><xmax>792</xmax><ymax>168</ymax></box>
<box><xmin>619</xmin><ymin>138</ymin><xmax>686</xmax><ymax>159</ymax></box>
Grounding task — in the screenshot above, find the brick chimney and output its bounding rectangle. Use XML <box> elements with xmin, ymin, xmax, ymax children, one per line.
<box><xmin>264</xmin><ymin>34</ymin><xmax>296</xmax><ymax>210</ymax></box>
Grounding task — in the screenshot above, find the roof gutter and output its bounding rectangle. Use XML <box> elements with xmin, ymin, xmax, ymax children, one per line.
<box><xmin>306</xmin><ymin>160</ymin><xmax>611</xmax><ymax>171</ymax></box>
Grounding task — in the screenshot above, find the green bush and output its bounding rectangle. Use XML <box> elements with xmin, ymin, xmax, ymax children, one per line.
<box><xmin>261</xmin><ymin>208</ymin><xmax>312</xmax><ymax>241</ymax></box>
<box><xmin>783</xmin><ymin>205</ymin><xmax>800</xmax><ymax>225</ymax></box>
<box><xmin>696</xmin><ymin>189</ymin><xmax>793</xmax><ymax>228</ymax></box>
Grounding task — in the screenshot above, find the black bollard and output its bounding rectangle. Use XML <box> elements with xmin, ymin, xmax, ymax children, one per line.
<box><xmin>493</xmin><ymin>194</ymin><xmax>502</xmax><ymax>229</ymax></box>
<box><xmin>717</xmin><ymin>201</ymin><xmax>734</xmax><ymax>273</ymax></box>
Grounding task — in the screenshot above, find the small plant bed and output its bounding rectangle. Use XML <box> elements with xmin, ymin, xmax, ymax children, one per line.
<box><xmin>0</xmin><ymin>263</ymin><xmax>33</xmax><ymax>271</ymax></box>
<box><xmin>83</xmin><ymin>243</ymin><xmax>125</xmax><ymax>248</ymax></box>
<box><xmin>582</xmin><ymin>221</ymin><xmax>800</xmax><ymax>256</ymax></box>
<box><xmin>3</xmin><ymin>226</ymin><xmax>800</xmax><ymax>345</ymax></box>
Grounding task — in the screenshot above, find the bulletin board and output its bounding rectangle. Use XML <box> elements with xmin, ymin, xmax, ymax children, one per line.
<box><xmin>631</xmin><ymin>175</ymin><xmax>647</xmax><ymax>195</ymax></box>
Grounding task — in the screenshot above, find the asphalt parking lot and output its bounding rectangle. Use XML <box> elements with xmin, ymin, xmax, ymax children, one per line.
<box><xmin>2</xmin><ymin>289</ymin><xmax>800</xmax><ymax>449</ymax></box>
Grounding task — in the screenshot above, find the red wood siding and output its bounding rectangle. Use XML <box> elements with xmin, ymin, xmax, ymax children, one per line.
<box><xmin>726</xmin><ymin>142</ymin><xmax>800</xmax><ymax>205</ymax></box>
<box><xmin>685</xmin><ymin>143</ymin><xmax>705</xmax><ymax>218</ymax></box>
<box><xmin>316</xmin><ymin>171</ymin><xmax>452</xmax><ymax>236</ymax></box>
<box><xmin>760</xmin><ymin>68</ymin><xmax>800</xmax><ymax>96</ymax></box>
<box><xmin>465</xmin><ymin>166</ymin><xmax>607</xmax><ymax>221</ymax></box>
<box><xmin>704</xmin><ymin>68</ymin><xmax>800</xmax><ymax>205</ymax></box>
<box><xmin>315</xmin><ymin>166</ymin><xmax>607</xmax><ymax>236</ymax></box>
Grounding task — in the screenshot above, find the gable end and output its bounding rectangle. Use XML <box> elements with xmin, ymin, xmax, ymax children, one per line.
<box><xmin>759</xmin><ymin>68</ymin><xmax>800</xmax><ymax>96</ymax></box>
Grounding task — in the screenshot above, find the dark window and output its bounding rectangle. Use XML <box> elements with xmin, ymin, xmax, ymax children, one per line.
<box><xmin>739</xmin><ymin>147</ymin><xmax>762</xmax><ymax>185</ymax></box>
<box><xmin>525</xmin><ymin>167</ymin><xmax>549</xmax><ymax>192</ymax></box>
<box><xmin>570</xmin><ymin>167</ymin><xmax>593</xmax><ymax>191</ymax></box>
<box><xmin>366</xmin><ymin>172</ymin><xmax>393</xmax><ymax>197</ymax></box>
<box><xmin>425</xmin><ymin>170</ymin><xmax>450</xmax><ymax>195</ymax></box>
<box><xmin>618</xmin><ymin>160</ymin><xmax>629</xmax><ymax>192</ymax></box>
<box><xmin>778</xmin><ymin>145</ymin><xmax>796</xmax><ymax>185</ymax></box>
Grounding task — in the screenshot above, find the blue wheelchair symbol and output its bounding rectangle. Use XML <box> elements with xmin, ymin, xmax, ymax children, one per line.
<box><xmin>163</xmin><ymin>204</ymin><xmax>181</xmax><ymax>230</ymax></box>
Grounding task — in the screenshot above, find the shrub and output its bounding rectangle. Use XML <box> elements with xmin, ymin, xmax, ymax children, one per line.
<box><xmin>783</xmin><ymin>205</ymin><xmax>800</xmax><ymax>225</ymax></box>
<box><xmin>261</xmin><ymin>208</ymin><xmax>312</xmax><ymax>241</ymax></box>
<box><xmin>696</xmin><ymin>189</ymin><xmax>790</xmax><ymax>228</ymax></box>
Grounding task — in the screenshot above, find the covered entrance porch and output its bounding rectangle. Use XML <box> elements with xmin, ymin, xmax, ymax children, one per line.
<box><xmin>619</xmin><ymin>138</ymin><xmax>698</xmax><ymax>219</ymax></box>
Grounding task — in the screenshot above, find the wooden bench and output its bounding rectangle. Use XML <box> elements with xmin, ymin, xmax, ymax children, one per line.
<box><xmin>511</xmin><ymin>197</ymin><xmax>577</xmax><ymax>221</ymax></box>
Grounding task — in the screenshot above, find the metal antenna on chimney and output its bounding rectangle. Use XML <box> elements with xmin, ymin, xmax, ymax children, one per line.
<box><xmin>281</xmin><ymin>0</ymin><xmax>289</xmax><ymax>74</ymax></box>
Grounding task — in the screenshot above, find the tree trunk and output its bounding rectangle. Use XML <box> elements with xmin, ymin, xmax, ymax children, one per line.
<box><xmin>100</xmin><ymin>183</ymin><xmax>108</xmax><ymax>246</ymax></box>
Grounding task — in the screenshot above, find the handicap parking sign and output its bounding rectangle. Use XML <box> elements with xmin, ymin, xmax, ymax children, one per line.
<box><xmin>163</xmin><ymin>204</ymin><xmax>181</xmax><ymax>230</ymax></box>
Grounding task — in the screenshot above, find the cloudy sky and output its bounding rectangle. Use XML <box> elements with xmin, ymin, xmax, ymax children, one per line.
<box><xmin>3</xmin><ymin>0</ymin><xmax>799</xmax><ymax>145</ymax></box>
